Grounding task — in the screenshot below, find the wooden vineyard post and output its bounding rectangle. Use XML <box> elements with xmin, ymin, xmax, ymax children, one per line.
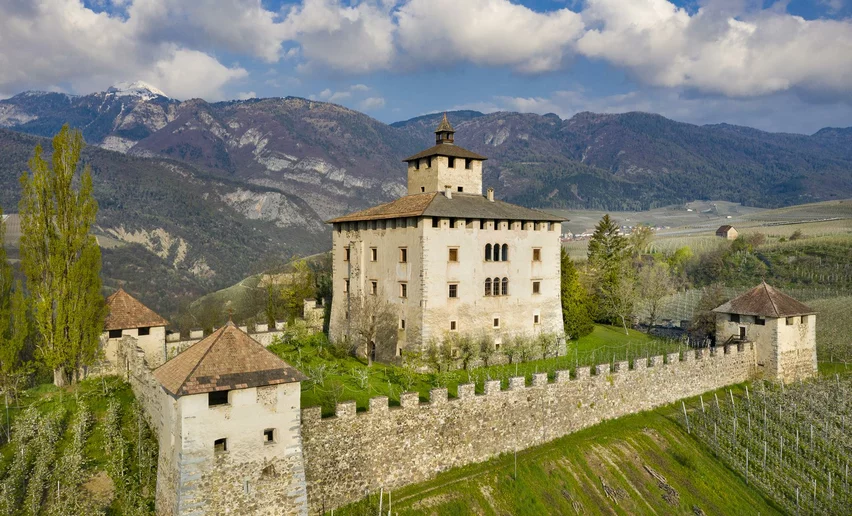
<box><xmin>682</xmin><ymin>401</ymin><xmax>690</xmax><ymax>434</ymax></box>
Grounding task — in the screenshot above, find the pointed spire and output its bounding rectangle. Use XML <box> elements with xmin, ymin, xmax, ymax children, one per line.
<box><xmin>435</xmin><ymin>113</ymin><xmax>455</xmax><ymax>145</ymax></box>
<box><xmin>226</xmin><ymin>308</ymin><xmax>235</xmax><ymax>326</ymax></box>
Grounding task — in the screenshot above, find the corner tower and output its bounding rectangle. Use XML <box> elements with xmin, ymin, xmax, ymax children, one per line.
<box><xmin>404</xmin><ymin>113</ymin><xmax>487</xmax><ymax>196</ymax></box>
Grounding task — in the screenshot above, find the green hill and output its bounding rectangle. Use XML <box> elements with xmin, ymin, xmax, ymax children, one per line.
<box><xmin>334</xmin><ymin>392</ymin><xmax>782</xmax><ymax>515</ymax></box>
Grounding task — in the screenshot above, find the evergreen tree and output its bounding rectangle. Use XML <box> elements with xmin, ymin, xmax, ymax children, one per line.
<box><xmin>560</xmin><ymin>248</ymin><xmax>594</xmax><ymax>340</ymax></box>
<box><xmin>19</xmin><ymin>125</ymin><xmax>105</xmax><ymax>386</ymax></box>
<box><xmin>587</xmin><ymin>214</ymin><xmax>634</xmax><ymax>328</ymax></box>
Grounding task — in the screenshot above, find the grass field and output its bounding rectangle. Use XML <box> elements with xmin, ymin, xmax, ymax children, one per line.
<box><xmin>271</xmin><ymin>325</ymin><xmax>686</xmax><ymax>417</ymax></box>
<box><xmin>333</xmin><ymin>385</ymin><xmax>783</xmax><ymax>516</ymax></box>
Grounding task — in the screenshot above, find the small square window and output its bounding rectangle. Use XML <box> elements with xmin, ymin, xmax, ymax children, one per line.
<box><xmin>465</xmin><ymin>159</ymin><xmax>472</xmax><ymax>170</ymax></box>
<box><xmin>448</xmin><ymin>157</ymin><xmax>456</xmax><ymax>168</ymax></box>
<box><xmin>138</xmin><ymin>326</ymin><xmax>150</xmax><ymax>336</ymax></box>
<box><xmin>399</xmin><ymin>319</ymin><xmax>406</xmax><ymax>330</ymax></box>
<box><xmin>370</xmin><ymin>281</ymin><xmax>377</xmax><ymax>295</ymax></box>
<box><xmin>534</xmin><ymin>314</ymin><xmax>540</xmax><ymax>324</ymax></box>
<box><xmin>532</xmin><ymin>248</ymin><xmax>542</xmax><ymax>261</ymax></box>
<box><xmin>263</xmin><ymin>428</ymin><xmax>275</xmax><ymax>445</ymax></box>
<box><xmin>450</xmin><ymin>320</ymin><xmax>457</xmax><ymax>331</ymax></box>
<box><xmin>457</xmin><ymin>186</ymin><xmax>463</xmax><ymax>192</ymax></box>
<box><xmin>214</xmin><ymin>438</ymin><xmax>228</xmax><ymax>453</ymax></box>
<box><xmin>421</xmin><ymin>186</ymin><xmax>425</xmax><ymax>193</ymax></box>
<box><xmin>108</xmin><ymin>329</ymin><xmax>122</xmax><ymax>339</ymax></box>
<box><xmin>448</xmin><ymin>248</ymin><xmax>458</xmax><ymax>262</ymax></box>
<box><xmin>786</xmin><ymin>316</ymin><xmax>796</xmax><ymax>325</ymax></box>
<box><xmin>432</xmin><ymin>218</ymin><xmax>440</xmax><ymax>228</ymax></box>
<box><xmin>755</xmin><ymin>317</ymin><xmax>766</xmax><ymax>326</ymax></box>
<box><xmin>400</xmin><ymin>283</ymin><xmax>408</xmax><ymax>298</ymax></box>
<box><xmin>343</xmin><ymin>247</ymin><xmax>350</xmax><ymax>261</ymax></box>
<box><xmin>209</xmin><ymin>390</ymin><xmax>230</xmax><ymax>407</ymax></box>
<box><xmin>532</xmin><ymin>281</ymin><xmax>541</xmax><ymax>294</ymax></box>
<box><xmin>399</xmin><ymin>248</ymin><xmax>408</xmax><ymax>263</ymax></box>
<box><xmin>370</xmin><ymin>248</ymin><xmax>377</xmax><ymax>261</ymax></box>
<box><xmin>730</xmin><ymin>314</ymin><xmax>740</xmax><ymax>323</ymax></box>
<box><xmin>343</xmin><ymin>279</ymin><xmax>349</xmax><ymax>293</ymax></box>
<box><xmin>493</xmin><ymin>318</ymin><xmax>500</xmax><ymax>328</ymax></box>
<box><xmin>448</xmin><ymin>284</ymin><xmax>458</xmax><ymax>298</ymax></box>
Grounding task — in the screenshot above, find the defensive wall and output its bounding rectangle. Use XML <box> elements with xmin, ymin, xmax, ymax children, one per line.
<box><xmin>300</xmin><ymin>343</ymin><xmax>756</xmax><ymax>511</ymax></box>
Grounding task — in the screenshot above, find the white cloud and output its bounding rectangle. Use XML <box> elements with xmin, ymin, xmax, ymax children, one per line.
<box><xmin>328</xmin><ymin>91</ymin><xmax>352</xmax><ymax>102</ymax></box>
<box><xmin>0</xmin><ymin>0</ymin><xmax>249</xmax><ymax>99</ymax></box>
<box><xmin>359</xmin><ymin>96</ymin><xmax>386</xmax><ymax>111</ymax></box>
<box><xmin>237</xmin><ymin>91</ymin><xmax>257</xmax><ymax>100</ymax></box>
<box><xmin>396</xmin><ymin>0</ymin><xmax>583</xmax><ymax>72</ymax></box>
<box><xmin>576</xmin><ymin>0</ymin><xmax>852</xmax><ymax>97</ymax></box>
<box><xmin>281</xmin><ymin>0</ymin><xmax>396</xmax><ymax>73</ymax></box>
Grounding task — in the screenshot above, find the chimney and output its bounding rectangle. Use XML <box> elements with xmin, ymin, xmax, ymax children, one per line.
<box><xmin>486</xmin><ymin>187</ymin><xmax>494</xmax><ymax>202</ymax></box>
<box><xmin>445</xmin><ymin>186</ymin><xmax>452</xmax><ymax>199</ymax></box>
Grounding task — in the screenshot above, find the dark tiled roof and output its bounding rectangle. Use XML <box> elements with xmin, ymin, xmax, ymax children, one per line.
<box><xmin>153</xmin><ymin>322</ymin><xmax>306</xmax><ymax>397</ymax></box>
<box><xmin>435</xmin><ymin>113</ymin><xmax>454</xmax><ymax>133</ymax></box>
<box><xmin>328</xmin><ymin>192</ymin><xmax>565</xmax><ymax>223</ymax></box>
<box><xmin>713</xmin><ymin>282</ymin><xmax>816</xmax><ymax>318</ymax></box>
<box><xmin>403</xmin><ymin>143</ymin><xmax>487</xmax><ymax>162</ymax></box>
<box><xmin>104</xmin><ymin>288</ymin><xmax>169</xmax><ymax>330</ymax></box>
<box><xmin>716</xmin><ymin>225</ymin><xmax>735</xmax><ymax>232</ymax></box>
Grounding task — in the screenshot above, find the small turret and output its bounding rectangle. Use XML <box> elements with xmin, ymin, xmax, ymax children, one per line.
<box><xmin>435</xmin><ymin>113</ymin><xmax>455</xmax><ymax>145</ymax></box>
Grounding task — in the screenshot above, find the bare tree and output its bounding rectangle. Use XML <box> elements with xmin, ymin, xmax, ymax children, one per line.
<box><xmin>638</xmin><ymin>261</ymin><xmax>674</xmax><ymax>329</ymax></box>
<box><xmin>454</xmin><ymin>333</ymin><xmax>480</xmax><ymax>371</ymax></box>
<box><xmin>347</xmin><ymin>293</ymin><xmax>398</xmax><ymax>366</ymax></box>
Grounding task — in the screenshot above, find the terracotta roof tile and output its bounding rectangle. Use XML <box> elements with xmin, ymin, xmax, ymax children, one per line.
<box><xmin>153</xmin><ymin>322</ymin><xmax>306</xmax><ymax>397</ymax></box>
<box><xmin>104</xmin><ymin>288</ymin><xmax>169</xmax><ymax>330</ymax></box>
<box><xmin>403</xmin><ymin>143</ymin><xmax>487</xmax><ymax>162</ymax></box>
<box><xmin>328</xmin><ymin>192</ymin><xmax>565</xmax><ymax>224</ymax></box>
<box><xmin>713</xmin><ymin>282</ymin><xmax>816</xmax><ymax>318</ymax></box>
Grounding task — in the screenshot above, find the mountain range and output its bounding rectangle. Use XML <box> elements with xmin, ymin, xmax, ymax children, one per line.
<box><xmin>1</xmin><ymin>82</ymin><xmax>851</xmax><ymax>317</ymax></box>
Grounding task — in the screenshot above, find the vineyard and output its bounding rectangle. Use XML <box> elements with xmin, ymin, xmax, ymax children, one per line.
<box><xmin>680</xmin><ymin>376</ymin><xmax>852</xmax><ymax>515</ymax></box>
<box><xmin>0</xmin><ymin>377</ymin><xmax>158</xmax><ymax>515</ymax></box>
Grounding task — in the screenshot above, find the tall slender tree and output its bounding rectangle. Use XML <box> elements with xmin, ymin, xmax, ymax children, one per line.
<box><xmin>587</xmin><ymin>214</ymin><xmax>634</xmax><ymax>328</ymax></box>
<box><xmin>560</xmin><ymin>248</ymin><xmax>594</xmax><ymax>339</ymax></box>
<box><xmin>19</xmin><ymin>125</ymin><xmax>105</xmax><ymax>386</ymax></box>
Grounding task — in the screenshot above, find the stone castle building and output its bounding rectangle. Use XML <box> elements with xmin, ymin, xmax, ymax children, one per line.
<box><xmin>102</xmin><ymin>288</ymin><xmax>169</xmax><ymax>367</ymax></box>
<box><xmin>328</xmin><ymin>115</ymin><xmax>566</xmax><ymax>359</ymax></box>
<box><xmin>713</xmin><ymin>282</ymin><xmax>817</xmax><ymax>383</ymax></box>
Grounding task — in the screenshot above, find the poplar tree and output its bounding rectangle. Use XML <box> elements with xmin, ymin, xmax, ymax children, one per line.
<box><xmin>560</xmin><ymin>248</ymin><xmax>594</xmax><ymax>339</ymax></box>
<box><xmin>0</xmin><ymin>207</ymin><xmax>29</xmax><ymax>406</ymax></box>
<box><xmin>19</xmin><ymin>125</ymin><xmax>105</xmax><ymax>386</ymax></box>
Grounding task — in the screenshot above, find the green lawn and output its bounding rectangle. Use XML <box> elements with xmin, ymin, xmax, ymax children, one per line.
<box><xmin>269</xmin><ymin>325</ymin><xmax>686</xmax><ymax>417</ymax></box>
<box><xmin>333</xmin><ymin>386</ymin><xmax>783</xmax><ymax>516</ymax></box>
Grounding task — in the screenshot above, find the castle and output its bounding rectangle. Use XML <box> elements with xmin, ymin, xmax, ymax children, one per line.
<box><xmin>328</xmin><ymin>115</ymin><xmax>566</xmax><ymax>360</ymax></box>
<box><xmin>100</xmin><ymin>275</ymin><xmax>818</xmax><ymax>515</ymax></box>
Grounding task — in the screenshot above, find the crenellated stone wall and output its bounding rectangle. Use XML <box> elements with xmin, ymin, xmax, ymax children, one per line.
<box><xmin>300</xmin><ymin>343</ymin><xmax>756</xmax><ymax>510</ymax></box>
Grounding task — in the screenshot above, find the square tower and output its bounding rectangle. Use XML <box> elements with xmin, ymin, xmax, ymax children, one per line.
<box><xmin>713</xmin><ymin>282</ymin><xmax>817</xmax><ymax>383</ymax></box>
<box><xmin>102</xmin><ymin>288</ymin><xmax>169</xmax><ymax>368</ymax></box>
<box><xmin>153</xmin><ymin>322</ymin><xmax>308</xmax><ymax>515</ymax></box>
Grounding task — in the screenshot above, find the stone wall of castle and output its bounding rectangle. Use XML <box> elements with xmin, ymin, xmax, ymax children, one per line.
<box><xmin>300</xmin><ymin>343</ymin><xmax>756</xmax><ymax>510</ymax></box>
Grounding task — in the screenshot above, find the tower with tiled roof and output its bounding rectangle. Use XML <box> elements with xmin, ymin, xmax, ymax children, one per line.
<box><xmin>328</xmin><ymin>115</ymin><xmax>566</xmax><ymax>360</ymax></box>
<box><xmin>713</xmin><ymin>282</ymin><xmax>817</xmax><ymax>382</ymax></box>
<box><xmin>102</xmin><ymin>287</ymin><xmax>170</xmax><ymax>367</ymax></box>
<box><xmin>152</xmin><ymin>321</ymin><xmax>308</xmax><ymax>515</ymax></box>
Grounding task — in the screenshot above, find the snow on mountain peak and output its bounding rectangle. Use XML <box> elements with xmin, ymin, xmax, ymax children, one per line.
<box><xmin>106</xmin><ymin>81</ymin><xmax>168</xmax><ymax>99</ymax></box>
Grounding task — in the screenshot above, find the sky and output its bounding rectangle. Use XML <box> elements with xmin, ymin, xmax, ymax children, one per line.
<box><xmin>1</xmin><ymin>0</ymin><xmax>852</xmax><ymax>134</ymax></box>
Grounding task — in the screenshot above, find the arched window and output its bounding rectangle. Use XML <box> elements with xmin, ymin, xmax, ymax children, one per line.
<box><xmin>502</xmin><ymin>277</ymin><xmax>508</xmax><ymax>296</ymax></box>
<box><xmin>501</xmin><ymin>244</ymin><xmax>509</xmax><ymax>261</ymax></box>
<box><xmin>485</xmin><ymin>243</ymin><xmax>492</xmax><ymax>261</ymax></box>
<box><xmin>493</xmin><ymin>277</ymin><xmax>501</xmax><ymax>295</ymax></box>
<box><xmin>494</xmin><ymin>243</ymin><xmax>501</xmax><ymax>261</ymax></box>
<box><xmin>485</xmin><ymin>278</ymin><xmax>492</xmax><ymax>296</ymax></box>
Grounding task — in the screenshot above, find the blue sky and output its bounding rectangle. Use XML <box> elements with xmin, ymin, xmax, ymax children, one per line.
<box><xmin>2</xmin><ymin>0</ymin><xmax>852</xmax><ymax>133</ymax></box>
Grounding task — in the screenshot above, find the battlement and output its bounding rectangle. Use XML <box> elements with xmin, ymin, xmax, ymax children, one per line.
<box><xmin>300</xmin><ymin>343</ymin><xmax>756</xmax><ymax>510</ymax></box>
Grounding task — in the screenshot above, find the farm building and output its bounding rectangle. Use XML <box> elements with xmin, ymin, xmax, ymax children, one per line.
<box><xmin>715</xmin><ymin>225</ymin><xmax>738</xmax><ymax>239</ymax></box>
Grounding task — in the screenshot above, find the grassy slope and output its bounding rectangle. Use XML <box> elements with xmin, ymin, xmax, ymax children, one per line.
<box><xmin>335</xmin><ymin>391</ymin><xmax>782</xmax><ymax>515</ymax></box>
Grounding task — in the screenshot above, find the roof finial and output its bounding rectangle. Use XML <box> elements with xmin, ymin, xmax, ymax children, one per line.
<box><xmin>435</xmin><ymin>112</ymin><xmax>455</xmax><ymax>145</ymax></box>
<box><xmin>226</xmin><ymin>308</ymin><xmax>235</xmax><ymax>326</ymax></box>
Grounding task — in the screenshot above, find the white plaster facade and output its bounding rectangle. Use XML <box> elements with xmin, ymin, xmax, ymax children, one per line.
<box><xmin>716</xmin><ymin>312</ymin><xmax>816</xmax><ymax>383</ymax></box>
<box><xmin>156</xmin><ymin>382</ymin><xmax>307</xmax><ymax>515</ymax></box>
<box><xmin>102</xmin><ymin>325</ymin><xmax>167</xmax><ymax>368</ymax></box>
<box><xmin>407</xmin><ymin>155</ymin><xmax>483</xmax><ymax>196</ymax></box>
